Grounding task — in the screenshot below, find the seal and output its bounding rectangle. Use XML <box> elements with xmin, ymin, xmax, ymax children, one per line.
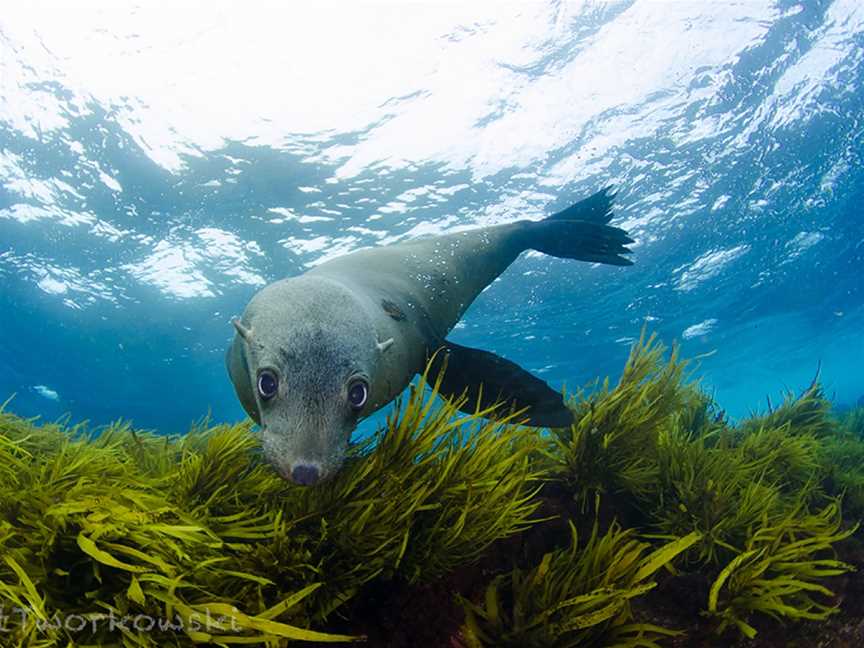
<box><xmin>226</xmin><ymin>187</ymin><xmax>634</xmax><ymax>485</ymax></box>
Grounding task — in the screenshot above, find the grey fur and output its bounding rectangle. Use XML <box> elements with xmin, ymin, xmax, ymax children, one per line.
<box><xmin>227</xmin><ymin>187</ymin><xmax>634</xmax><ymax>484</ymax></box>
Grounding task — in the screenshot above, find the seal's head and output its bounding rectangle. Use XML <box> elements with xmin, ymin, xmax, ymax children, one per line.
<box><xmin>226</xmin><ymin>276</ymin><xmax>388</xmax><ymax>485</ymax></box>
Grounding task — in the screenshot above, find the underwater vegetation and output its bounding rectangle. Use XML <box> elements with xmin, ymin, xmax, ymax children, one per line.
<box><xmin>1</xmin><ymin>334</ymin><xmax>863</xmax><ymax>647</ymax></box>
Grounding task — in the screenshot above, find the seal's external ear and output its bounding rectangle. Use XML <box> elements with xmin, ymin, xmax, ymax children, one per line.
<box><xmin>377</xmin><ymin>337</ymin><xmax>394</xmax><ymax>353</ymax></box>
<box><xmin>225</xmin><ymin>332</ymin><xmax>261</xmax><ymax>424</ymax></box>
<box><xmin>232</xmin><ymin>317</ymin><xmax>254</xmax><ymax>343</ymax></box>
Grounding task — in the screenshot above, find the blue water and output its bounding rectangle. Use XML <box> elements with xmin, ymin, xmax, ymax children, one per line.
<box><xmin>1</xmin><ymin>2</ymin><xmax>862</xmax><ymax>435</ymax></box>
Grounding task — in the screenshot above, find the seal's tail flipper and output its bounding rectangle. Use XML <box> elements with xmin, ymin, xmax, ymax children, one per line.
<box><xmin>429</xmin><ymin>340</ymin><xmax>574</xmax><ymax>428</ymax></box>
<box><xmin>525</xmin><ymin>186</ymin><xmax>635</xmax><ymax>266</ymax></box>
<box><xmin>548</xmin><ymin>185</ymin><xmax>617</xmax><ymax>223</ymax></box>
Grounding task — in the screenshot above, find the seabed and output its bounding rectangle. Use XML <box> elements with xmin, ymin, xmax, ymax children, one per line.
<box><xmin>1</xmin><ymin>332</ymin><xmax>863</xmax><ymax>647</ymax></box>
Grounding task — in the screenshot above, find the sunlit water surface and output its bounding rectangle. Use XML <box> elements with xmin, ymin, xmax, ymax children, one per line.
<box><xmin>1</xmin><ymin>0</ymin><xmax>862</xmax><ymax>434</ymax></box>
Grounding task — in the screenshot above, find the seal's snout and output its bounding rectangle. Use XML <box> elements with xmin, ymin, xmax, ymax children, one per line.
<box><xmin>291</xmin><ymin>463</ymin><xmax>321</xmax><ymax>486</ymax></box>
<box><xmin>261</xmin><ymin>428</ymin><xmax>333</xmax><ymax>485</ymax></box>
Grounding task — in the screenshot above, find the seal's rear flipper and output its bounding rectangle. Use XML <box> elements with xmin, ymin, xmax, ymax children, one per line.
<box><xmin>429</xmin><ymin>341</ymin><xmax>574</xmax><ymax>428</ymax></box>
<box><xmin>548</xmin><ymin>186</ymin><xmax>617</xmax><ymax>224</ymax></box>
<box><xmin>524</xmin><ymin>186</ymin><xmax>635</xmax><ymax>266</ymax></box>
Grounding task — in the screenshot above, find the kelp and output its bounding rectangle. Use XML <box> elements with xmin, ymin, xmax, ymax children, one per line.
<box><xmin>551</xmin><ymin>330</ymin><xmax>697</xmax><ymax>509</ymax></box>
<box><xmin>706</xmin><ymin>501</ymin><xmax>856</xmax><ymax>638</ymax></box>
<box><xmin>544</xmin><ymin>334</ymin><xmax>857</xmax><ymax>640</ymax></box>
<box><xmin>1</xmin><ymin>334</ymin><xmax>861</xmax><ymax>646</ymax></box>
<box><xmin>819</xmin><ymin>410</ymin><xmax>864</xmax><ymax>521</ymax></box>
<box><xmin>259</xmin><ymin>366</ymin><xmax>549</xmax><ymax>614</ymax></box>
<box><xmin>736</xmin><ymin>424</ymin><xmax>822</xmax><ymax>496</ymax></box>
<box><xmin>648</xmin><ymin>426</ymin><xmax>782</xmax><ymax>565</ymax></box>
<box><xmin>738</xmin><ymin>382</ymin><xmax>835</xmax><ymax>439</ymax></box>
<box><xmin>0</xmin><ymin>416</ymin><xmax>353</xmax><ymax>646</ymax></box>
<box><xmin>646</xmin><ymin>417</ymin><xmax>833</xmax><ymax>565</ymax></box>
<box><xmin>839</xmin><ymin>406</ymin><xmax>864</xmax><ymax>439</ymax></box>
<box><xmin>458</xmin><ymin>521</ymin><xmax>699</xmax><ymax>648</ymax></box>
<box><xmin>0</xmin><ymin>365</ymin><xmax>545</xmax><ymax>646</ymax></box>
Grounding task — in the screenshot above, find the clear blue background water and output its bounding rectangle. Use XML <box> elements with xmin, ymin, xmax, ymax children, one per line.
<box><xmin>1</xmin><ymin>1</ymin><xmax>862</xmax><ymax>435</ymax></box>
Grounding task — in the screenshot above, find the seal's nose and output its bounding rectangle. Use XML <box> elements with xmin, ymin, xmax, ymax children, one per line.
<box><xmin>291</xmin><ymin>464</ymin><xmax>321</xmax><ymax>486</ymax></box>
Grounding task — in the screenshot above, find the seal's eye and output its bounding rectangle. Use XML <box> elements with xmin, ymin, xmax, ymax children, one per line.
<box><xmin>347</xmin><ymin>379</ymin><xmax>368</xmax><ymax>411</ymax></box>
<box><xmin>257</xmin><ymin>370</ymin><xmax>278</xmax><ymax>400</ymax></box>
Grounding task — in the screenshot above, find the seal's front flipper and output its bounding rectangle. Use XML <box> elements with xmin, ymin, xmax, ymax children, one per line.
<box><xmin>429</xmin><ymin>341</ymin><xmax>574</xmax><ymax>428</ymax></box>
<box><xmin>226</xmin><ymin>335</ymin><xmax>260</xmax><ymax>424</ymax></box>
